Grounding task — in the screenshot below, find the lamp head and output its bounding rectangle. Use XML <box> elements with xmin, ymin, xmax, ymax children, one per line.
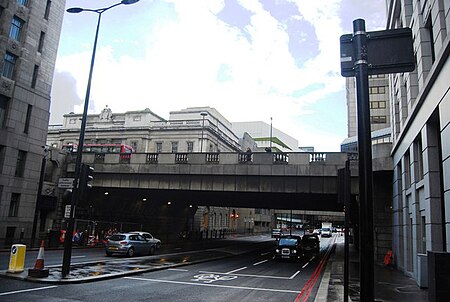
<box><xmin>122</xmin><ymin>0</ymin><xmax>140</xmax><ymax>4</ymax></box>
<box><xmin>200</xmin><ymin>112</ymin><xmax>208</xmax><ymax>117</ymax></box>
<box><xmin>67</xmin><ymin>7</ymin><xmax>84</xmax><ymax>13</ymax></box>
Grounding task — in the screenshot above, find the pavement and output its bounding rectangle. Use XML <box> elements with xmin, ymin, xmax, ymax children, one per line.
<box><xmin>315</xmin><ymin>236</ymin><xmax>429</xmax><ymax>302</ymax></box>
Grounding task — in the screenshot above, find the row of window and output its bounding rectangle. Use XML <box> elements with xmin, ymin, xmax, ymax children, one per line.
<box><xmin>370</xmin><ymin>115</ymin><xmax>387</xmax><ymax>124</ymax></box>
<box><xmin>0</xmin><ymin>95</ymin><xmax>33</xmax><ymax>133</ymax></box>
<box><xmin>0</xmin><ymin>185</ymin><xmax>20</xmax><ymax>217</ymax></box>
<box><xmin>156</xmin><ymin>141</ymin><xmax>195</xmax><ymax>153</ymax></box>
<box><xmin>1</xmin><ymin>1</ymin><xmax>52</xmax><ymax>85</ymax></box>
<box><xmin>370</xmin><ymin>101</ymin><xmax>386</xmax><ymax>109</ymax></box>
<box><xmin>369</xmin><ymin>86</ymin><xmax>387</xmax><ymax>94</ymax></box>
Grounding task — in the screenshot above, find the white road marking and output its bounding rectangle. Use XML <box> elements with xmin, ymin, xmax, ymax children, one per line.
<box><xmin>226</xmin><ymin>267</ymin><xmax>247</xmax><ymax>274</ymax></box>
<box><xmin>0</xmin><ymin>286</ymin><xmax>58</xmax><ymax>296</ymax></box>
<box><xmin>302</xmin><ymin>262</ymin><xmax>309</xmax><ymax>269</ymax></box>
<box><xmin>309</xmin><ymin>256</ymin><xmax>315</xmax><ymax>261</ymax></box>
<box><xmin>253</xmin><ymin>259</ymin><xmax>268</xmax><ymax>266</ymax></box>
<box><xmin>124</xmin><ymin>276</ymin><xmax>301</xmax><ymax>294</ymax></box>
<box><xmin>260</xmin><ymin>252</ymin><xmax>271</xmax><ymax>256</ymax></box>
<box><xmin>289</xmin><ymin>270</ymin><xmax>301</xmax><ymax>279</ymax></box>
<box><xmin>168</xmin><ymin>268</ymin><xmax>189</xmax><ymax>272</ymax></box>
<box><xmin>71</xmin><ymin>255</ymin><xmax>86</xmax><ymax>258</ymax></box>
<box><xmin>199</xmin><ymin>271</ymin><xmax>292</xmax><ymax>280</ymax></box>
<box><xmin>191</xmin><ymin>273</ymin><xmax>238</xmax><ymax>283</ymax></box>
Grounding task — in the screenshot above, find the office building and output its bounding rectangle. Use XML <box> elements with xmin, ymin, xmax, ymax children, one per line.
<box><xmin>0</xmin><ymin>0</ymin><xmax>65</xmax><ymax>247</ymax></box>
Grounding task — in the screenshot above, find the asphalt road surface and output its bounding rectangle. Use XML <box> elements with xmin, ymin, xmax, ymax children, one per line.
<box><xmin>0</xmin><ymin>235</ymin><xmax>335</xmax><ymax>302</ymax></box>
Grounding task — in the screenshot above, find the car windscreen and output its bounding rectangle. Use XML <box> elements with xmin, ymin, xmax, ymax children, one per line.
<box><xmin>322</xmin><ymin>228</ymin><xmax>331</xmax><ymax>232</ymax></box>
<box><xmin>279</xmin><ymin>238</ymin><xmax>298</xmax><ymax>246</ymax></box>
<box><xmin>109</xmin><ymin>235</ymin><xmax>126</xmax><ymax>241</ymax></box>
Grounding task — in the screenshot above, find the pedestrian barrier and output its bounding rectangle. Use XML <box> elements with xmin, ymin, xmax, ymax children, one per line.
<box><xmin>28</xmin><ymin>240</ymin><xmax>49</xmax><ymax>277</ymax></box>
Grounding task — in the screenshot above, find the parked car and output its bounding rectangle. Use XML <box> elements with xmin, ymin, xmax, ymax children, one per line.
<box><xmin>271</xmin><ymin>228</ymin><xmax>282</xmax><ymax>239</ymax></box>
<box><xmin>129</xmin><ymin>231</ymin><xmax>161</xmax><ymax>249</ymax></box>
<box><xmin>105</xmin><ymin>233</ymin><xmax>156</xmax><ymax>257</ymax></box>
<box><xmin>302</xmin><ymin>234</ymin><xmax>320</xmax><ymax>254</ymax></box>
<box><xmin>274</xmin><ymin>235</ymin><xmax>303</xmax><ymax>261</ymax></box>
<box><xmin>321</xmin><ymin>227</ymin><xmax>332</xmax><ymax>237</ymax></box>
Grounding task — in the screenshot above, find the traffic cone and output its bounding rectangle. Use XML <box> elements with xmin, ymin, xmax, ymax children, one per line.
<box><xmin>28</xmin><ymin>240</ymin><xmax>49</xmax><ymax>278</ymax></box>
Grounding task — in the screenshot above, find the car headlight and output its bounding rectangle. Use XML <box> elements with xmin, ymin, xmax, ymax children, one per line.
<box><xmin>275</xmin><ymin>249</ymin><xmax>280</xmax><ymax>253</ymax></box>
<box><xmin>292</xmin><ymin>250</ymin><xmax>297</xmax><ymax>253</ymax></box>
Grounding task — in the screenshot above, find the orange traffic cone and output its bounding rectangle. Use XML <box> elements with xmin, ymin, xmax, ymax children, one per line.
<box><xmin>28</xmin><ymin>240</ymin><xmax>49</xmax><ymax>278</ymax></box>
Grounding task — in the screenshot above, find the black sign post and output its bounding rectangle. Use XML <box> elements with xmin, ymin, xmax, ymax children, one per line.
<box><xmin>340</xmin><ymin>19</ymin><xmax>415</xmax><ymax>302</ymax></box>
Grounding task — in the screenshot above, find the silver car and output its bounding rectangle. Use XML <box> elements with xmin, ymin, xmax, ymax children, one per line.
<box><xmin>105</xmin><ymin>233</ymin><xmax>156</xmax><ymax>257</ymax></box>
<box><xmin>129</xmin><ymin>231</ymin><xmax>161</xmax><ymax>249</ymax></box>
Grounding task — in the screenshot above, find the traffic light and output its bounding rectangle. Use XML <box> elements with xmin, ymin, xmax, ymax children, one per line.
<box><xmin>79</xmin><ymin>164</ymin><xmax>94</xmax><ymax>202</ymax></box>
<box><xmin>62</xmin><ymin>189</ymin><xmax>73</xmax><ymax>204</ymax></box>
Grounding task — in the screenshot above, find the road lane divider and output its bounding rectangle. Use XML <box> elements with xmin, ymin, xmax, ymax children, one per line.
<box><xmin>226</xmin><ymin>266</ymin><xmax>247</xmax><ymax>274</ymax></box>
<box><xmin>253</xmin><ymin>259</ymin><xmax>268</xmax><ymax>266</ymax></box>
<box><xmin>0</xmin><ymin>285</ymin><xmax>57</xmax><ymax>296</ymax></box>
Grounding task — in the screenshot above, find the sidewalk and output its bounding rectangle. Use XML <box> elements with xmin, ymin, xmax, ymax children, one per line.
<box><xmin>315</xmin><ymin>237</ymin><xmax>428</xmax><ymax>301</ymax></box>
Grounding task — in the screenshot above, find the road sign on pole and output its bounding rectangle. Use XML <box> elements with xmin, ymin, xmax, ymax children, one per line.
<box><xmin>58</xmin><ymin>178</ymin><xmax>75</xmax><ymax>189</ymax></box>
<box><xmin>340</xmin><ymin>19</ymin><xmax>415</xmax><ymax>302</ymax></box>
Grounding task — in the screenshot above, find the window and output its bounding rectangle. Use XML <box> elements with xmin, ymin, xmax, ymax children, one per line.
<box><xmin>369</xmin><ymin>86</ymin><xmax>386</xmax><ymax>94</ymax></box>
<box><xmin>38</xmin><ymin>31</ymin><xmax>45</xmax><ymax>53</ymax></box>
<box><xmin>44</xmin><ymin>1</ymin><xmax>51</xmax><ymax>20</ymax></box>
<box><xmin>187</xmin><ymin>141</ymin><xmax>194</xmax><ymax>152</ymax></box>
<box><xmin>415</xmin><ymin>136</ymin><xmax>424</xmax><ymax>181</ymax></box>
<box><xmin>24</xmin><ymin>105</ymin><xmax>32</xmax><ymax>133</ymax></box>
<box><xmin>370</xmin><ymin>101</ymin><xmax>386</xmax><ymax>109</ymax></box>
<box><xmin>31</xmin><ymin>65</ymin><xmax>39</xmax><ymax>88</ymax></box>
<box><xmin>9</xmin><ymin>16</ymin><xmax>24</xmax><ymax>41</ymax></box>
<box><xmin>15</xmin><ymin>150</ymin><xmax>26</xmax><ymax>177</ymax></box>
<box><xmin>17</xmin><ymin>0</ymin><xmax>28</xmax><ymax>6</ymax></box>
<box><xmin>404</xmin><ymin>151</ymin><xmax>411</xmax><ymax>188</ymax></box>
<box><xmin>424</xmin><ymin>14</ymin><xmax>435</xmax><ymax>63</ymax></box>
<box><xmin>370</xmin><ymin>115</ymin><xmax>387</xmax><ymax>124</ymax></box>
<box><xmin>2</xmin><ymin>52</ymin><xmax>18</xmax><ymax>79</ymax></box>
<box><xmin>171</xmin><ymin>142</ymin><xmax>178</xmax><ymax>153</ymax></box>
<box><xmin>9</xmin><ymin>193</ymin><xmax>20</xmax><ymax>217</ymax></box>
<box><xmin>156</xmin><ymin>142</ymin><xmax>162</xmax><ymax>153</ymax></box>
<box><xmin>0</xmin><ymin>96</ymin><xmax>8</xmax><ymax>128</ymax></box>
<box><xmin>130</xmin><ymin>141</ymin><xmax>138</xmax><ymax>151</ymax></box>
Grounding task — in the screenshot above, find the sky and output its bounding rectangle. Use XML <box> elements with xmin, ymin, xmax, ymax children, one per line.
<box><xmin>50</xmin><ymin>0</ymin><xmax>387</xmax><ymax>152</ymax></box>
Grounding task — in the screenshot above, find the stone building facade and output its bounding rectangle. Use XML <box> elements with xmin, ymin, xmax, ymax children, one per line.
<box><xmin>0</xmin><ymin>0</ymin><xmax>65</xmax><ymax>247</ymax></box>
<box><xmin>387</xmin><ymin>0</ymin><xmax>450</xmax><ymax>284</ymax></box>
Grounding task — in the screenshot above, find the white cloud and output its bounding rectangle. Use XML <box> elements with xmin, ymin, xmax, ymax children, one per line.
<box><xmin>52</xmin><ymin>0</ymin><xmax>385</xmax><ymax>151</ymax></box>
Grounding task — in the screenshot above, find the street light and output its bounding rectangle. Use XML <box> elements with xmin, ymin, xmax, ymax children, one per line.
<box><xmin>200</xmin><ymin>112</ymin><xmax>208</xmax><ymax>152</ymax></box>
<box><xmin>62</xmin><ymin>0</ymin><xmax>140</xmax><ymax>278</ymax></box>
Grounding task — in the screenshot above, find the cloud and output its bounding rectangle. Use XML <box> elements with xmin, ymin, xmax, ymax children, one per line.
<box><xmin>51</xmin><ymin>0</ymin><xmax>386</xmax><ymax>151</ymax></box>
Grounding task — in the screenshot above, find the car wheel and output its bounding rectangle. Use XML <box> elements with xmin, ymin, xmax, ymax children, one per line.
<box><xmin>149</xmin><ymin>246</ymin><xmax>155</xmax><ymax>255</ymax></box>
<box><xmin>126</xmin><ymin>247</ymin><xmax>135</xmax><ymax>257</ymax></box>
<box><xmin>105</xmin><ymin>251</ymin><xmax>112</xmax><ymax>257</ymax></box>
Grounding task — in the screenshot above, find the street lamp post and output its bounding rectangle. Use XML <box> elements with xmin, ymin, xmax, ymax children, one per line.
<box><xmin>269</xmin><ymin>117</ymin><xmax>273</xmax><ymax>151</ymax></box>
<box><xmin>200</xmin><ymin>112</ymin><xmax>208</xmax><ymax>152</ymax></box>
<box><xmin>61</xmin><ymin>0</ymin><xmax>139</xmax><ymax>278</ymax></box>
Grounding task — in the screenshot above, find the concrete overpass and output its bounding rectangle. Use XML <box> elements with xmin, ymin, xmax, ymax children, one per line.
<box><xmin>67</xmin><ymin>151</ymin><xmax>362</xmax><ymax>212</ymax></box>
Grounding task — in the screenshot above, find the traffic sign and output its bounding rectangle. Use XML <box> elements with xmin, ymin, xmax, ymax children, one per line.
<box><xmin>64</xmin><ymin>205</ymin><xmax>72</xmax><ymax>218</ymax></box>
<box><xmin>58</xmin><ymin>178</ymin><xmax>74</xmax><ymax>189</ymax></box>
<box><xmin>340</xmin><ymin>27</ymin><xmax>415</xmax><ymax>77</ymax></box>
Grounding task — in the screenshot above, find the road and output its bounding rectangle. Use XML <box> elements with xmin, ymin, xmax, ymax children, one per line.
<box><xmin>0</xmin><ymin>234</ymin><xmax>336</xmax><ymax>302</ymax></box>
